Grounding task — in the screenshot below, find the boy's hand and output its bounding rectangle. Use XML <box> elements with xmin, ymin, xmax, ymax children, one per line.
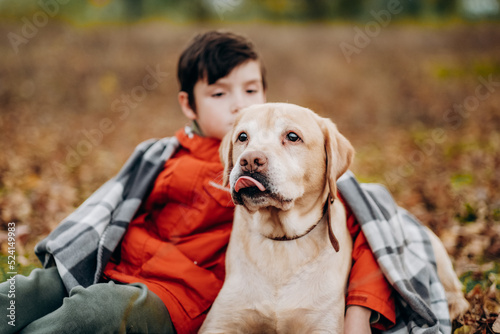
<box><xmin>344</xmin><ymin>305</ymin><xmax>372</xmax><ymax>334</ymax></box>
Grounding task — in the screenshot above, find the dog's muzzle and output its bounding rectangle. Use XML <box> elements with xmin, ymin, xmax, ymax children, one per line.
<box><xmin>232</xmin><ymin>171</ymin><xmax>270</xmax><ymax>205</ymax></box>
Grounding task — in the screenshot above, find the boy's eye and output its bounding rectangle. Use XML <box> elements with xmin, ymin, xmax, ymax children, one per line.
<box><xmin>237</xmin><ymin>132</ymin><xmax>248</xmax><ymax>142</ymax></box>
<box><xmin>212</xmin><ymin>92</ymin><xmax>225</xmax><ymax>97</ymax></box>
<box><xmin>286</xmin><ymin>132</ymin><xmax>300</xmax><ymax>142</ymax></box>
<box><xmin>246</xmin><ymin>89</ymin><xmax>257</xmax><ymax>94</ymax></box>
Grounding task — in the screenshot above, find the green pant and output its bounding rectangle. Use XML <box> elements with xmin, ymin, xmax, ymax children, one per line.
<box><xmin>0</xmin><ymin>267</ymin><xmax>176</xmax><ymax>333</ymax></box>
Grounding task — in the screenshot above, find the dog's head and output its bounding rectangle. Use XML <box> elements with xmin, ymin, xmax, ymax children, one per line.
<box><xmin>220</xmin><ymin>103</ymin><xmax>354</xmax><ymax>215</ymax></box>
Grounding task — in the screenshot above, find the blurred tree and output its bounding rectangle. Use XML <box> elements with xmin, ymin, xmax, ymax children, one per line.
<box><xmin>402</xmin><ymin>0</ymin><xmax>423</xmax><ymax>17</ymax></box>
<box><xmin>435</xmin><ymin>0</ymin><xmax>458</xmax><ymax>16</ymax></box>
<box><xmin>0</xmin><ymin>0</ymin><xmax>496</xmax><ymax>23</ymax></box>
<box><xmin>336</xmin><ymin>0</ymin><xmax>363</xmax><ymax>18</ymax></box>
<box><xmin>302</xmin><ymin>0</ymin><xmax>335</xmax><ymax>20</ymax></box>
<box><xmin>123</xmin><ymin>0</ymin><xmax>143</xmax><ymax>21</ymax></box>
<box><xmin>259</xmin><ymin>0</ymin><xmax>289</xmax><ymax>20</ymax></box>
<box><xmin>187</xmin><ymin>0</ymin><xmax>211</xmax><ymax>22</ymax></box>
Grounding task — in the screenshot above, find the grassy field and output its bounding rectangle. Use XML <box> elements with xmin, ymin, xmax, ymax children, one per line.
<box><xmin>1</xmin><ymin>21</ymin><xmax>499</xmax><ymax>332</ymax></box>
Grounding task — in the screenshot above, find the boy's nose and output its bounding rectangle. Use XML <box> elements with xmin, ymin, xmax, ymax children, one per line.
<box><xmin>231</xmin><ymin>92</ymin><xmax>248</xmax><ymax>113</ymax></box>
<box><xmin>231</xmin><ymin>100</ymin><xmax>244</xmax><ymax>113</ymax></box>
<box><xmin>231</xmin><ymin>105</ymin><xmax>241</xmax><ymax>114</ymax></box>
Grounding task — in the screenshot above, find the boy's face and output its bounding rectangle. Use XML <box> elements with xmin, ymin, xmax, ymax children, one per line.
<box><xmin>179</xmin><ymin>60</ymin><xmax>266</xmax><ymax>140</ymax></box>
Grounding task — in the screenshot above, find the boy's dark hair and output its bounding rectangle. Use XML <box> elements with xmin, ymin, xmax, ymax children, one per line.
<box><xmin>177</xmin><ymin>31</ymin><xmax>266</xmax><ymax>111</ymax></box>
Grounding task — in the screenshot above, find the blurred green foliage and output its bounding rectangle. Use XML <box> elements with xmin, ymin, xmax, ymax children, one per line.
<box><xmin>0</xmin><ymin>255</ymin><xmax>41</xmax><ymax>282</ymax></box>
<box><xmin>0</xmin><ymin>0</ymin><xmax>499</xmax><ymax>24</ymax></box>
<box><xmin>460</xmin><ymin>263</ymin><xmax>500</xmax><ymax>293</ymax></box>
<box><xmin>456</xmin><ymin>203</ymin><xmax>479</xmax><ymax>224</ymax></box>
<box><xmin>434</xmin><ymin>61</ymin><xmax>500</xmax><ymax>79</ymax></box>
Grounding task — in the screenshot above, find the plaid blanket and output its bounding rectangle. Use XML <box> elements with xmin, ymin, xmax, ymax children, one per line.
<box><xmin>35</xmin><ymin>138</ymin><xmax>451</xmax><ymax>334</ymax></box>
<box><xmin>35</xmin><ymin>137</ymin><xmax>179</xmax><ymax>290</ymax></box>
<box><xmin>338</xmin><ymin>172</ymin><xmax>450</xmax><ymax>333</ymax></box>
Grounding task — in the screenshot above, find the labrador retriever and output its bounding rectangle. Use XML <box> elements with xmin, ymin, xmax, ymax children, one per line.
<box><xmin>199</xmin><ymin>103</ymin><xmax>468</xmax><ymax>334</ymax></box>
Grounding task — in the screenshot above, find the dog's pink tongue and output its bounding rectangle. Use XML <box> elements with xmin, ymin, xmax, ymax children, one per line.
<box><xmin>234</xmin><ymin>176</ymin><xmax>266</xmax><ymax>192</ymax></box>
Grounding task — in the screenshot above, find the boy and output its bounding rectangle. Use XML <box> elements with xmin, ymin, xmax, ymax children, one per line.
<box><xmin>103</xmin><ymin>31</ymin><xmax>268</xmax><ymax>333</ymax></box>
<box><xmin>0</xmin><ymin>31</ymin><xmax>394</xmax><ymax>333</ymax></box>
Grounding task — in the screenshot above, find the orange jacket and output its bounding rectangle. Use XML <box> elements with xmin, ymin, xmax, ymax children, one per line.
<box><xmin>104</xmin><ymin>128</ymin><xmax>234</xmax><ymax>333</ymax></box>
<box><xmin>340</xmin><ymin>194</ymin><xmax>396</xmax><ymax>329</ymax></box>
<box><xmin>104</xmin><ymin>128</ymin><xmax>395</xmax><ymax>333</ymax></box>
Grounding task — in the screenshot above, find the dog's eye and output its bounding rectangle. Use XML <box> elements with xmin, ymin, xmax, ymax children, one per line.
<box><xmin>286</xmin><ymin>132</ymin><xmax>300</xmax><ymax>142</ymax></box>
<box><xmin>238</xmin><ymin>132</ymin><xmax>248</xmax><ymax>142</ymax></box>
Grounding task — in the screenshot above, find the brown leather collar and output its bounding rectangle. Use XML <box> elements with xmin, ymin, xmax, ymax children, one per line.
<box><xmin>265</xmin><ymin>199</ymin><xmax>339</xmax><ymax>252</ymax></box>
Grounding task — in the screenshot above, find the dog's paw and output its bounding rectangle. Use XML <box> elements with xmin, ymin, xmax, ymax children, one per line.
<box><xmin>447</xmin><ymin>292</ymin><xmax>470</xmax><ymax>319</ymax></box>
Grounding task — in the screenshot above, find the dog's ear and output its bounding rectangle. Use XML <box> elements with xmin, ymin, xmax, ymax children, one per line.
<box><xmin>320</xmin><ymin>117</ymin><xmax>355</xmax><ymax>202</ymax></box>
<box><xmin>219</xmin><ymin>131</ymin><xmax>234</xmax><ymax>187</ymax></box>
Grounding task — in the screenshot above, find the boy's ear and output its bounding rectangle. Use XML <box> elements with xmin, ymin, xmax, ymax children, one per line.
<box><xmin>178</xmin><ymin>91</ymin><xmax>197</xmax><ymax>120</ymax></box>
<box><xmin>219</xmin><ymin>132</ymin><xmax>234</xmax><ymax>187</ymax></box>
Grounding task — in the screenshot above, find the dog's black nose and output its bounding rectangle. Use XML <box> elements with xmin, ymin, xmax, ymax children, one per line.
<box><xmin>240</xmin><ymin>151</ymin><xmax>268</xmax><ymax>173</ymax></box>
